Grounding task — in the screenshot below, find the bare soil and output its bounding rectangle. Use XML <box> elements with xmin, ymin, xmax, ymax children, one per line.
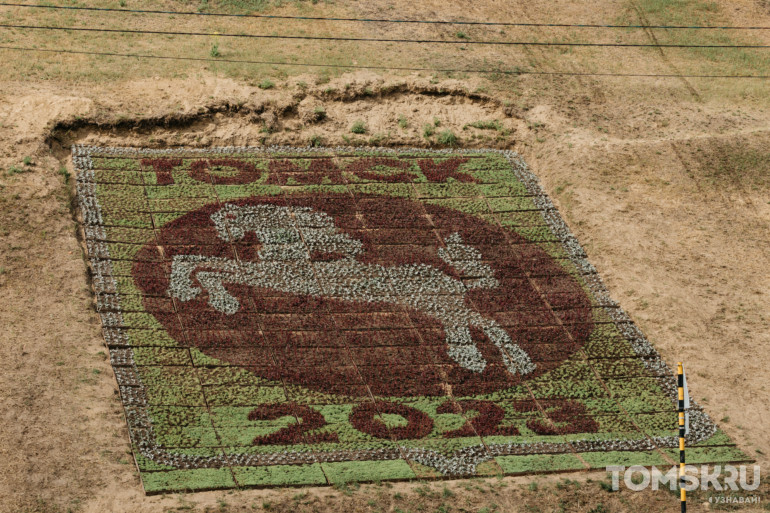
<box><xmin>1</xmin><ymin>1</ymin><xmax>769</xmax><ymax>512</ymax></box>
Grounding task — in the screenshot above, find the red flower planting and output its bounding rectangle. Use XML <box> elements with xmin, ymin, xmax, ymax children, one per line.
<box><xmin>264</xmin><ymin>157</ymin><xmax>476</xmax><ymax>184</ymax></box>
<box><xmin>514</xmin><ymin>399</ymin><xmax>600</xmax><ymax>435</ymax></box>
<box><xmin>189</xmin><ymin>159</ymin><xmax>261</xmax><ymax>185</ymax></box>
<box><xmin>343</xmin><ymin>157</ymin><xmax>415</xmax><ymax>183</ymax></box>
<box><xmin>141</xmin><ymin>158</ymin><xmax>182</xmax><ymax>185</ymax></box>
<box><xmin>248</xmin><ymin>403</ymin><xmax>339</xmax><ymax>445</ymax></box>
<box><xmin>141</xmin><ymin>158</ymin><xmax>262</xmax><ymax>185</ymax></box>
<box><xmin>416</xmin><ymin>158</ymin><xmax>473</xmax><ymax>182</ymax></box>
<box><xmin>437</xmin><ymin>400</ymin><xmax>520</xmax><ymax>437</ymax></box>
<box><xmin>350</xmin><ymin>401</ymin><xmax>434</xmax><ymax>440</ymax></box>
<box><xmin>267</xmin><ymin>158</ymin><xmax>344</xmax><ymax>185</ymax></box>
<box><xmin>133</xmin><ymin>193</ymin><xmax>593</xmax><ymax>397</ymax></box>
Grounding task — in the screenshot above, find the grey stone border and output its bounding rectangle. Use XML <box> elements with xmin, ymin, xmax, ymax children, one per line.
<box><xmin>74</xmin><ymin>145</ymin><xmax>717</xmax><ymax>481</ymax></box>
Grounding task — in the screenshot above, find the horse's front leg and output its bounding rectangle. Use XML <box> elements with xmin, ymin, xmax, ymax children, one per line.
<box><xmin>444</xmin><ymin>325</ymin><xmax>488</xmax><ymax>373</ymax></box>
<box><xmin>482</xmin><ymin>324</ymin><xmax>536</xmax><ymax>376</ymax></box>
<box><xmin>195</xmin><ymin>270</ymin><xmax>245</xmax><ymax>315</ymax></box>
<box><xmin>168</xmin><ymin>255</ymin><xmax>247</xmax><ymax>315</ymax></box>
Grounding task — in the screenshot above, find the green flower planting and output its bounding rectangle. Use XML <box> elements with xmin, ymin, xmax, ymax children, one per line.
<box><xmin>74</xmin><ymin>145</ymin><xmax>734</xmax><ymax>493</ymax></box>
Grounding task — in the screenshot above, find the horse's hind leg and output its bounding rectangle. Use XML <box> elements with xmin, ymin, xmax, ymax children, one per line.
<box><xmin>483</xmin><ymin>325</ymin><xmax>536</xmax><ymax>376</ymax></box>
<box><xmin>195</xmin><ymin>271</ymin><xmax>243</xmax><ymax>315</ymax></box>
<box><xmin>444</xmin><ymin>326</ymin><xmax>488</xmax><ymax>373</ymax></box>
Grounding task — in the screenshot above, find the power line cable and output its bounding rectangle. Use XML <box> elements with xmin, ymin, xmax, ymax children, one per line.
<box><xmin>0</xmin><ymin>2</ymin><xmax>768</xmax><ymax>30</ymax></box>
<box><xmin>1</xmin><ymin>44</ymin><xmax>768</xmax><ymax>78</ymax></box>
<box><xmin>1</xmin><ymin>23</ymin><xmax>769</xmax><ymax>48</ymax></box>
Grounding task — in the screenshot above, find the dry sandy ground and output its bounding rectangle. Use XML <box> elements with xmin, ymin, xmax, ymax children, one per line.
<box><xmin>1</xmin><ymin>1</ymin><xmax>769</xmax><ymax>512</ymax></box>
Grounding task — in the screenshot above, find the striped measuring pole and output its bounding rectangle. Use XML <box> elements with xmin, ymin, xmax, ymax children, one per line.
<box><xmin>678</xmin><ymin>362</ymin><xmax>687</xmax><ymax>513</ymax></box>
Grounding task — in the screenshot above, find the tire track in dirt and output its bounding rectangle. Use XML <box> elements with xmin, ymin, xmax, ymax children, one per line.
<box><xmin>629</xmin><ymin>0</ymin><xmax>701</xmax><ymax>101</ymax></box>
<box><xmin>509</xmin><ymin>2</ymin><xmax>611</xmax><ymax>138</ymax></box>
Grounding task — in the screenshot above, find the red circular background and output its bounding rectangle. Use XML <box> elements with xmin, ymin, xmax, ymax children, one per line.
<box><xmin>133</xmin><ymin>194</ymin><xmax>593</xmax><ymax>397</ymax></box>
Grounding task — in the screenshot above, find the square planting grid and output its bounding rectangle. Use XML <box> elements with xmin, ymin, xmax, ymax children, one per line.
<box><xmin>73</xmin><ymin>146</ymin><xmax>746</xmax><ymax>493</ymax></box>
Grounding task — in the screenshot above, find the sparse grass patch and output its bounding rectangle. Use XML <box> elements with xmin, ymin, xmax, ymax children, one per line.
<box><xmin>695</xmin><ymin>142</ymin><xmax>770</xmax><ymax>189</ymax></box>
<box><xmin>625</xmin><ymin>0</ymin><xmax>770</xmax><ymax>98</ymax></box>
<box><xmin>258</xmin><ymin>79</ymin><xmax>275</xmax><ymax>90</ymax></box>
<box><xmin>554</xmin><ymin>181</ymin><xmax>572</xmax><ymax>195</ymax></box>
<box><xmin>599</xmin><ymin>480</ymin><xmax>616</xmax><ymax>493</ymax></box>
<box><xmin>368</xmin><ymin>132</ymin><xmax>390</xmax><ymax>146</ymax></box>
<box><xmin>313</xmin><ymin>106</ymin><xmax>327</xmax><ymax>121</ymax></box>
<box><xmin>436</xmin><ymin>130</ymin><xmax>457</xmax><ymax>146</ymax></box>
<box><xmin>464</xmin><ymin>120</ymin><xmax>503</xmax><ymax>131</ymax></box>
<box><xmin>334</xmin><ymin>481</ymin><xmax>361</xmax><ymax>495</ymax></box>
<box><xmin>415</xmin><ymin>484</ymin><xmax>431</xmax><ymax>497</ymax></box>
<box><xmin>398</xmin><ymin>115</ymin><xmax>408</xmax><ymax>129</ymax></box>
<box><xmin>5</xmin><ymin>165</ymin><xmax>27</xmax><ymax>176</ymax></box>
<box><xmin>351</xmin><ymin>120</ymin><xmax>367</xmax><ymax>134</ymax></box>
<box><xmin>58</xmin><ymin>166</ymin><xmax>71</xmax><ymax>183</ymax></box>
<box><xmin>215</xmin><ymin>0</ymin><xmax>324</xmax><ymax>13</ymax></box>
<box><xmin>0</xmin><ymin>0</ymin><xmax>760</xmax><ymax>108</ymax></box>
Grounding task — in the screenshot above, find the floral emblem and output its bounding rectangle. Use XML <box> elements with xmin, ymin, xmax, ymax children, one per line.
<box><xmin>134</xmin><ymin>194</ymin><xmax>593</xmax><ymax>397</ymax></box>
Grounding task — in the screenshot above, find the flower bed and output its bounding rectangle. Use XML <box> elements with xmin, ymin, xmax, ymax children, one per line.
<box><xmin>74</xmin><ymin>146</ymin><xmax>734</xmax><ymax>493</ymax></box>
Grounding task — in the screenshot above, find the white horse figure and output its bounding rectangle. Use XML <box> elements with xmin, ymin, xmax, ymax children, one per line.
<box><xmin>167</xmin><ymin>203</ymin><xmax>535</xmax><ymax>376</ymax></box>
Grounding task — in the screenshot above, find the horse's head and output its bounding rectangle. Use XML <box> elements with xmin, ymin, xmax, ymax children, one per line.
<box><xmin>211</xmin><ymin>203</ymin><xmax>301</xmax><ymax>244</ymax></box>
<box><xmin>211</xmin><ymin>203</ymin><xmax>248</xmax><ymax>241</ymax></box>
<box><xmin>293</xmin><ymin>207</ymin><xmax>363</xmax><ymax>259</ymax></box>
<box><xmin>211</xmin><ymin>203</ymin><xmax>363</xmax><ymax>259</ymax></box>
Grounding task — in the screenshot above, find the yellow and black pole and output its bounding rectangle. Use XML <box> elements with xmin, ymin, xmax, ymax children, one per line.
<box><xmin>678</xmin><ymin>362</ymin><xmax>686</xmax><ymax>513</ymax></box>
